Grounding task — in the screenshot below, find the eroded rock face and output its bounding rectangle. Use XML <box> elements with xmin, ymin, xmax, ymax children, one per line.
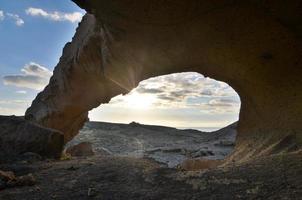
<box><xmin>0</xmin><ymin>116</ymin><xmax>64</xmax><ymax>161</ymax></box>
<box><xmin>25</xmin><ymin>0</ymin><xmax>302</xmax><ymax>162</ymax></box>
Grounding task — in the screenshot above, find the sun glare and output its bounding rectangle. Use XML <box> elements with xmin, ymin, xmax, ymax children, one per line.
<box><xmin>124</xmin><ymin>92</ymin><xmax>156</xmax><ymax>109</ymax></box>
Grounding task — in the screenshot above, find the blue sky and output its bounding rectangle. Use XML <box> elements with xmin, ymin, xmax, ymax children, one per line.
<box><xmin>0</xmin><ymin>0</ymin><xmax>84</xmax><ymax>113</ymax></box>
<box><xmin>0</xmin><ymin>1</ymin><xmax>240</xmax><ymax>131</ymax></box>
<box><xmin>0</xmin><ymin>1</ymin><xmax>83</xmax><ymax>72</ymax></box>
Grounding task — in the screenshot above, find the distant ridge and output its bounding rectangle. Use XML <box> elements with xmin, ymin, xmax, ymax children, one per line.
<box><xmin>86</xmin><ymin>120</ymin><xmax>238</xmax><ymax>134</ymax></box>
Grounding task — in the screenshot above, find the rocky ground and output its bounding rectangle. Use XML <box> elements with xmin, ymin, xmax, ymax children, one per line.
<box><xmin>0</xmin><ymin>152</ymin><xmax>301</xmax><ymax>200</ymax></box>
<box><xmin>1</xmin><ymin>121</ymin><xmax>301</xmax><ymax>199</ymax></box>
<box><xmin>67</xmin><ymin>121</ymin><xmax>237</xmax><ymax>167</ymax></box>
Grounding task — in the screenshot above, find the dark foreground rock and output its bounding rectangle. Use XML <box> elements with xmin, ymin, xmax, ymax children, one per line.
<box><xmin>0</xmin><ymin>116</ymin><xmax>64</xmax><ymax>162</ymax></box>
<box><xmin>0</xmin><ymin>152</ymin><xmax>301</xmax><ymax>199</ymax></box>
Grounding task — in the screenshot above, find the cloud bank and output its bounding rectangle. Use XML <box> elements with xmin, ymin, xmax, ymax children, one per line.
<box><xmin>3</xmin><ymin>62</ymin><xmax>52</xmax><ymax>90</ymax></box>
<box><xmin>109</xmin><ymin>72</ymin><xmax>241</xmax><ymax>114</ymax></box>
<box><xmin>26</xmin><ymin>7</ymin><xmax>83</xmax><ymax>23</ymax></box>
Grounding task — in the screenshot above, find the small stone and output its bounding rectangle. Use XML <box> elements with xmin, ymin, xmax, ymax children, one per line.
<box><xmin>35</xmin><ymin>186</ymin><xmax>41</xmax><ymax>191</ymax></box>
<box><xmin>88</xmin><ymin>187</ymin><xmax>97</xmax><ymax>197</ymax></box>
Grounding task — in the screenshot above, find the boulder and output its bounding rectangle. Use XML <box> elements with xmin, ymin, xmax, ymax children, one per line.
<box><xmin>0</xmin><ymin>115</ymin><xmax>64</xmax><ymax>162</ymax></box>
<box><xmin>66</xmin><ymin>142</ymin><xmax>95</xmax><ymax>157</ymax></box>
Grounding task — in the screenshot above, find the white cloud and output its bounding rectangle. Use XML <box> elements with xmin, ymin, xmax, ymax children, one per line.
<box><xmin>26</xmin><ymin>7</ymin><xmax>83</xmax><ymax>23</ymax></box>
<box><xmin>6</xmin><ymin>13</ymin><xmax>24</xmax><ymax>26</ymax></box>
<box><xmin>0</xmin><ymin>10</ymin><xmax>4</xmax><ymax>21</ymax></box>
<box><xmin>108</xmin><ymin>72</ymin><xmax>241</xmax><ymax>114</ymax></box>
<box><xmin>21</xmin><ymin>62</ymin><xmax>52</xmax><ymax>78</ymax></box>
<box><xmin>3</xmin><ymin>62</ymin><xmax>52</xmax><ymax>90</ymax></box>
<box><xmin>0</xmin><ymin>10</ymin><xmax>24</xmax><ymax>26</ymax></box>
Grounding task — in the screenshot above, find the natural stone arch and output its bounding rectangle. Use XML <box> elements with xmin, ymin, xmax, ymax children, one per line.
<box><xmin>25</xmin><ymin>0</ymin><xmax>302</xmax><ymax>163</ymax></box>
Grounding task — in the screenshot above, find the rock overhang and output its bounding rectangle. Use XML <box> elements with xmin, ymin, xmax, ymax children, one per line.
<box><xmin>24</xmin><ymin>0</ymin><xmax>302</xmax><ymax>162</ymax></box>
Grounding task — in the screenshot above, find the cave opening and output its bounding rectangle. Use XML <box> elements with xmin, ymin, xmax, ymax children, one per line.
<box><xmin>67</xmin><ymin>72</ymin><xmax>241</xmax><ymax>168</ymax></box>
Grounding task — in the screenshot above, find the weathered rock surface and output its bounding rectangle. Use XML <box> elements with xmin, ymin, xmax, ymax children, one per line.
<box><xmin>65</xmin><ymin>142</ymin><xmax>95</xmax><ymax>157</ymax></box>
<box><xmin>68</xmin><ymin>121</ymin><xmax>236</xmax><ymax>167</ymax></box>
<box><xmin>0</xmin><ymin>116</ymin><xmax>64</xmax><ymax>161</ymax></box>
<box><xmin>0</xmin><ymin>152</ymin><xmax>301</xmax><ymax>199</ymax></box>
<box><xmin>25</xmin><ymin>0</ymin><xmax>302</xmax><ymax>162</ymax></box>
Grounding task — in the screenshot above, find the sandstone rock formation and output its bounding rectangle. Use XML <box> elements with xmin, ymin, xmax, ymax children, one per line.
<box><xmin>25</xmin><ymin>0</ymin><xmax>302</xmax><ymax>162</ymax></box>
<box><xmin>0</xmin><ymin>116</ymin><xmax>64</xmax><ymax>161</ymax></box>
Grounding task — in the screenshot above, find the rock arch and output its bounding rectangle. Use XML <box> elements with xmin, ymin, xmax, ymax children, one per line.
<box><xmin>25</xmin><ymin>0</ymin><xmax>302</xmax><ymax>162</ymax></box>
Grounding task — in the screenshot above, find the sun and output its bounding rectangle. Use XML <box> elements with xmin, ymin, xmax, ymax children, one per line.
<box><xmin>124</xmin><ymin>92</ymin><xmax>156</xmax><ymax>109</ymax></box>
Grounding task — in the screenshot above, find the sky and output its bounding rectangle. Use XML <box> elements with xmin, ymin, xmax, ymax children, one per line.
<box><xmin>0</xmin><ymin>0</ymin><xmax>84</xmax><ymax>115</ymax></box>
<box><xmin>0</xmin><ymin>1</ymin><xmax>241</xmax><ymax>131</ymax></box>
